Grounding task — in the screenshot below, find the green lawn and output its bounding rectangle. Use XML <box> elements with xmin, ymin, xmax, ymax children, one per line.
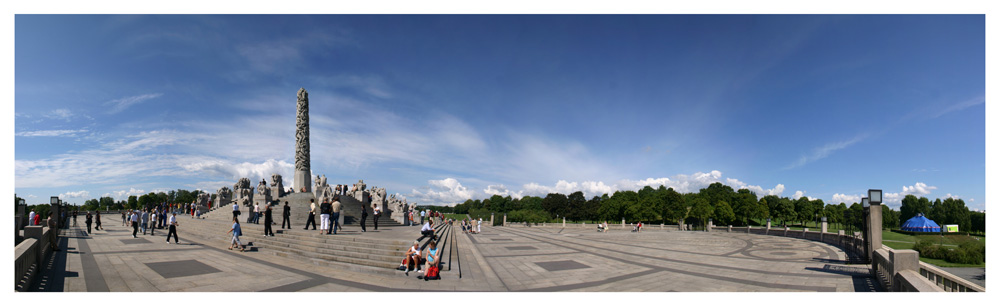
<box><xmin>880</xmin><ymin>230</ymin><xmax>986</xmax><ymax>268</ymax></box>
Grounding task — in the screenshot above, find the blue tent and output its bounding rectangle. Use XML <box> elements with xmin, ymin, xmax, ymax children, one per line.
<box><xmin>901</xmin><ymin>214</ymin><xmax>941</xmax><ymax>232</ymax></box>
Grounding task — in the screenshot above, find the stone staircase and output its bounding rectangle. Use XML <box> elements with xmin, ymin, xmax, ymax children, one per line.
<box><xmin>252</xmin><ymin>230</ymin><xmax>410</xmax><ymax>274</ymax></box>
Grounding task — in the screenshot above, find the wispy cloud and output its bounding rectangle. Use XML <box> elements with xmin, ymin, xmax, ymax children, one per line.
<box><xmin>106</xmin><ymin>93</ymin><xmax>163</xmax><ymax>114</ymax></box>
<box><xmin>783</xmin><ymin>134</ymin><xmax>867</xmax><ymax>170</ymax></box>
<box><xmin>15</xmin><ymin>129</ymin><xmax>87</xmax><ymax>137</ymax></box>
<box><xmin>931</xmin><ymin>95</ymin><xmax>984</xmax><ymax>119</ymax></box>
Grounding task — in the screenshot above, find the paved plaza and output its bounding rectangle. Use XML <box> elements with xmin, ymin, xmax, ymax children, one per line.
<box><xmin>28</xmin><ymin>219</ymin><xmax>881</xmax><ymax>292</ymax></box>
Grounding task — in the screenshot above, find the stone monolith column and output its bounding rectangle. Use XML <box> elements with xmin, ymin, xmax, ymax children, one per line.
<box><xmin>294</xmin><ymin>88</ymin><xmax>312</xmax><ymax>193</ymax></box>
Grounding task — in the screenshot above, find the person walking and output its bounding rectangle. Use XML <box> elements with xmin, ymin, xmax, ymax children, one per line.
<box><xmin>166</xmin><ymin>212</ymin><xmax>179</xmax><ymax>244</ymax></box>
<box><xmin>46</xmin><ymin>212</ymin><xmax>60</xmax><ymax>251</ymax></box>
<box><xmin>330</xmin><ymin>195</ymin><xmax>342</xmax><ymax>235</ymax></box>
<box><xmin>85</xmin><ymin>212</ymin><xmax>93</xmax><ymax>234</ymax></box>
<box><xmin>140</xmin><ymin>209</ymin><xmax>149</xmax><ymax>235</ymax></box>
<box><xmin>253</xmin><ymin>203</ymin><xmax>261</xmax><ymax>224</ymax></box>
<box><xmin>148</xmin><ymin>209</ymin><xmax>157</xmax><ymax>236</ymax></box>
<box><xmin>281</xmin><ymin>201</ymin><xmax>291</xmax><ymax>229</ymax></box>
<box><xmin>228</xmin><ymin>217</ymin><xmax>245</xmax><ymax>252</ymax></box>
<box><xmin>304</xmin><ymin>198</ymin><xmax>317</xmax><ymax>230</ymax></box>
<box><xmin>95</xmin><ymin>211</ymin><xmax>103</xmax><ymax>230</ymax></box>
<box><xmin>130</xmin><ymin>210</ymin><xmax>140</xmax><ymax>238</ymax></box>
<box><xmin>72</xmin><ymin>210</ymin><xmax>78</xmax><ymax>226</ymax></box>
<box><xmin>263</xmin><ymin>203</ymin><xmax>274</xmax><ymax>237</ymax></box>
<box><xmin>122</xmin><ymin>211</ymin><xmax>127</xmax><ymax>226</ymax></box>
<box><xmin>373</xmin><ymin>204</ymin><xmax>381</xmax><ymax>231</ymax></box>
<box><xmin>360</xmin><ymin>201</ymin><xmax>368</xmax><ymax>233</ymax></box>
<box><xmin>232</xmin><ymin>201</ymin><xmax>240</xmax><ymax>220</ymax></box>
<box><xmin>319</xmin><ymin>200</ymin><xmax>331</xmax><ymax>234</ymax></box>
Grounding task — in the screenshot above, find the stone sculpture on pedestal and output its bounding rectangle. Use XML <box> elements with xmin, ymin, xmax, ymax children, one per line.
<box><xmin>233</xmin><ymin>177</ymin><xmax>254</xmax><ymax>206</ymax></box>
<box><xmin>215</xmin><ymin>186</ymin><xmax>233</xmax><ymax>208</ymax></box>
<box><xmin>270</xmin><ymin>174</ymin><xmax>286</xmax><ymax>198</ymax></box>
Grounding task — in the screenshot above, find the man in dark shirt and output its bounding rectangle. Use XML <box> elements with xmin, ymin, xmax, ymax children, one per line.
<box><xmin>281</xmin><ymin>201</ymin><xmax>292</xmax><ymax>229</ymax></box>
<box><xmin>263</xmin><ymin>203</ymin><xmax>275</xmax><ymax>237</ymax></box>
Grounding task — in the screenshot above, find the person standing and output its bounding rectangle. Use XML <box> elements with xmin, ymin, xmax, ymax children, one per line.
<box><xmin>304</xmin><ymin>198</ymin><xmax>316</xmax><ymax>230</ymax></box>
<box><xmin>140</xmin><ymin>209</ymin><xmax>149</xmax><ymax>235</ymax></box>
<box><xmin>420</xmin><ymin>210</ymin><xmax>426</xmax><ymax>225</ymax></box>
<box><xmin>122</xmin><ymin>211</ymin><xmax>127</xmax><ymax>226</ymax></box>
<box><xmin>85</xmin><ymin>212</ymin><xmax>93</xmax><ymax>234</ymax></box>
<box><xmin>46</xmin><ymin>212</ymin><xmax>60</xmax><ymax>251</ymax></box>
<box><xmin>330</xmin><ymin>195</ymin><xmax>342</xmax><ymax>235</ymax></box>
<box><xmin>95</xmin><ymin>211</ymin><xmax>103</xmax><ymax>230</ymax></box>
<box><xmin>319</xmin><ymin>200</ymin><xmax>331</xmax><ymax>234</ymax></box>
<box><xmin>28</xmin><ymin>210</ymin><xmax>36</xmax><ymax>227</ymax></box>
<box><xmin>263</xmin><ymin>203</ymin><xmax>274</xmax><ymax>237</ymax></box>
<box><xmin>232</xmin><ymin>201</ymin><xmax>240</xmax><ymax>220</ymax></box>
<box><xmin>478</xmin><ymin>217</ymin><xmax>483</xmax><ymax>233</ymax></box>
<box><xmin>360</xmin><ymin>202</ymin><xmax>368</xmax><ymax>233</ymax></box>
<box><xmin>253</xmin><ymin>203</ymin><xmax>261</xmax><ymax>224</ymax></box>
<box><xmin>372</xmin><ymin>204</ymin><xmax>381</xmax><ymax>231</ymax></box>
<box><xmin>166</xmin><ymin>212</ymin><xmax>179</xmax><ymax>244</ymax></box>
<box><xmin>281</xmin><ymin>201</ymin><xmax>292</xmax><ymax>229</ymax></box>
<box><xmin>228</xmin><ymin>217</ymin><xmax>245</xmax><ymax>252</ymax></box>
<box><xmin>148</xmin><ymin>209</ymin><xmax>157</xmax><ymax>236</ymax></box>
<box><xmin>72</xmin><ymin>210</ymin><xmax>78</xmax><ymax>226</ymax></box>
<box><xmin>130</xmin><ymin>210</ymin><xmax>140</xmax><ymax>238</ymax></box>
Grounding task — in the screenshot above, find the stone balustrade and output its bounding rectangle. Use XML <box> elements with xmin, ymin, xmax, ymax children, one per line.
<box><xmin>15</xmin><ymin>226</ymin><xmax>54</xmax><ymax>291</ymax></box>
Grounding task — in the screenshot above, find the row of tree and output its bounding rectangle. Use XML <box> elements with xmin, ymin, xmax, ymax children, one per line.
<box><xmin>12</xmin><ymin>189</ymin><xmax>211</xmax><ymax>214</ymax></box>
<box><xmin>427</xmin><ymin>182</ymin><xmax>983</xmax><ymax>233</ymax></box>
<box><xmin>899</xmin><ymin>194</ymin><xmax>982</xmax><ymax>233</ymax></box>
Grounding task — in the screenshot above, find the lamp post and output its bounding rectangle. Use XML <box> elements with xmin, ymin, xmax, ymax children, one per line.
<box><xmin>50</xmin><ymin>196</ymin><xmax>61</xmax><ymax>230</ymax></box>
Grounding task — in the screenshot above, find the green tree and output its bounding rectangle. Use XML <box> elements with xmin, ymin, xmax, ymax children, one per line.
<box><xmin>583</xmin><ymin>196</ymin><xmax>602</xmax><ymax>222</ymax></box>
<box><xmin>99</xmin><ymin>196</ymin><xmax>115</xmax><ymax>211</ymax></box>
<box><xmin>520</xmin><ymin>196</ymin><xmax>543</xmax><ymax>211</ymax></box>
<box><xmin>713</xmin><ymin>200</ymin><xmax>735</xmax><ymax>225</ymax></box>
<box><xmin>731</xmin><ymin>189</ymin><xmax>758</xmax><ymax>226</ymax></box>
<box><xmin>761</xmin><ymin>195</ymin><xmax>782</xmax><ymax>222</ymax></box>
<box><xmin>882</xmin><ymin>207</ymin><xmax>900</xmax><ymax>230</ymax></box>
<box><xmin>794</xmin><ymin>197</ymin><xmax>815</xmax><ymax>227</ymax></box>
<box><xmin>83</xmin><ymin>199</ymin><xmax>100</xmax><ymax>211</ymax></box>
<box><xmin>661</xmin><ymin>188</ymin><xmax>686</xmax><ymax>224</ymax></box>
<box><xmin>774</xmin><ymin>197</ymin><xmax>796</xmax><ymax>227</ymax></box>
<box><xmin>688</xmin><ymin>197</ymin><xmax>713</xmax><ymax>229</ymax></box>
<box><xmin>567</xmin><ymin>191</ymin><xmax>586</xmax><ymax>221</ymax></box>
<box><xmin>969</xmin><ymin>211</ymin><xmax>985</xmax><ymax>234</ymax></box>
<box><xmin>541</xmin><ymin>193</ymin><xmax>568</xmax><ymax>219</ymax></box>
<box><xmin>630</xmin><ymin>189</ymin><xmax>660</xmax><ymax>223</ymax></box>
<box><xmin>899</xmin><ymin>195</ymin><xmax>931</xmax><ymax>222</ymax></box>
<box><xmin>127</xmin><ymin>195</ymin><xmax>138</xmax><ymax>210</ymax></box>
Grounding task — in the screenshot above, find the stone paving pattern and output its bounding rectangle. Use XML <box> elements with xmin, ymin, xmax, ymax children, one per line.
<box><xmin>31</xmin><ymin>217</ymin><xmax>883</xmax><ymax>292</ymax></box>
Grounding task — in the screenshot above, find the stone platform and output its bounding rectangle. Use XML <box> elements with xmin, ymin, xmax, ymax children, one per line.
<box><xmin>27</xmin><ymin>219</ymin><xmax>887</xmax><ymax>292</ymax></box>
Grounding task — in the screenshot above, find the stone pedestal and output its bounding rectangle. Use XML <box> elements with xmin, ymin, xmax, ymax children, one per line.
<box><xmin>294</xmin><ymin>170</ymin><xmax>312</xmax><ymax>193</ymax></box>
<box><xmin>622</xmin><ymin>218</ymin><xmax>626</xmax><ymax>228</ymax></box>
<box><xmin>502</xmin><ymin>214</ymin><xmax>507</xmax><ymax>227</ymax></box>
<box><xmin>728</xmin><ymin>225</ymin><xmax>732</xmax><ymax>232</ymax></box>
<box><xmin>490</xmin><ymin>215</ymin><xmax>494</xmax><ymax>227</ymax></box>
<box><xmin>562</xmin><ymin>217</ymin><xmax>566</xmax><ymax>227</ymax></box>
<box><xmin>821</xmin><ymin>220</ymin><xmax>828</xmax><ymax>233</ymax></box>
<box><xmin>865</xmin><ymin>205</ymin><xmax>883</xmax><ymax>261</ymax></box>
<box><xmin>706</xmin><ymin>220</ymin><xmax>713</xmax><ymax>232</ymax></box>
<box><xmin>766</xmin><ymin>221</ymin><xmax>771</xmax><ymax>229</ymax></box>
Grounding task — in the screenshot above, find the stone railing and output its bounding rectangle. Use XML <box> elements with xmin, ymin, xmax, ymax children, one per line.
<box><xmin>14</xmin><ymin>226</ymin><xmax>54</xmax><ymax>291</ymax></box>
<box><xmin>918</xmin><ymin>260</ymin><xmax>985</xmax><ymax>292</ymax></box>
<box><xmin>872</xmin><ymin>248</ymin><xmax>943</xmax><ymax>292</ymax></box>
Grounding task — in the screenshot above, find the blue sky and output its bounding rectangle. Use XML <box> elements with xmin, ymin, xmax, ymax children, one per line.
<box><xmin>13</xmin><ymin>15</ymin><xmax>985</xmax><ymax>210</ymax></box>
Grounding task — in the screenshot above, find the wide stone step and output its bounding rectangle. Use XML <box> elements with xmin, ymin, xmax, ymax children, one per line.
<box><xmin>257</xmin><ymin>235</ymin><xmax>407</xmax><ymax>257</ymax></box>
<box><xmin>253</xmin><ymin>239</ymin><xmax>402</xmax><ymax>263</ymax></box>
<box><xmin>258</xmin><ymin>243</ymin><xmax>400</xmax><ymax>270</ymax></box>
<box><xmin>273</xmin><ymin>230</ymin><xmax>411</xmax><ymax>247</ymax></box>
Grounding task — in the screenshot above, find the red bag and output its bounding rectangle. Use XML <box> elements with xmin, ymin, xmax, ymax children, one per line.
<box><xmin>426</xmin><ymin>265</ymin><xmax>440</xmax><ymax>279</ymax></box>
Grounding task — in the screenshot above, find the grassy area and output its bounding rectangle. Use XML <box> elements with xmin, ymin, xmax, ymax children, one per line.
<box><xmin>442</xmin><ymin>213</ymin><xmax>468</xmax><ymax>220</ymax></box>
<box><xmin>880</xmin><ymin>230</ymin><xmax>986</xmax><ymax>268</ymax></box>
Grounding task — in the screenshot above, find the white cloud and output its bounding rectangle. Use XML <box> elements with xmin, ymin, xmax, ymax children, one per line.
<box><xmin>832</xmin><ymin>193</ymin><xmax>862</xmax><ymax>205</ymax></box>
<box><xmin>410</xmin><ymin>178</ymin><xmax>477</xmax><ymax>206</ymax></box>
<box><xmin>109</xmin><ymin>188</ymin><xmax>146</xmax><ymax>201</ymax></box>
<box><xmin>932</xmin><ymin>95</ymin><xmax>985</xmax><ymax>119</ymax></box>
<box><xmin>106</xmin><ymin>93</ymin><xmax>164</xmax><ymax>114</ymax></box>
<box><xmin>944</xmin><ymin>193</ymin><xmax>962</xmax><ymax>200</ymax></box>
<box><xmin>902</xmin><ymin>182</ymin><xmax>937</xmax><ymax>195</ymax></box>
<box><xmin>59</xmin><ymin>190</ymin><xmax>90</xmax><ymax>199</ymax></box>
<box><xmin>15</xmin><ymin>129</ymin><xmax>87</xmax><ymax>137</ymax></box>
<box><xmin>784</xmin><ymin>134</ymin><xmax>867</xmax><ymax>170</ymax></box>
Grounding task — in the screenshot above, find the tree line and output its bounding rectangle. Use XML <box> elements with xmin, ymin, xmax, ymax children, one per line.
<box><xmin>13</xmin><ymin>189</ymin><xmax>212</xmax><ymax>215</ymax></box>
<box><xmin>427</xmin><ymin>182</ymin><xmax>984</xmax><ymax>233</ymax></box>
